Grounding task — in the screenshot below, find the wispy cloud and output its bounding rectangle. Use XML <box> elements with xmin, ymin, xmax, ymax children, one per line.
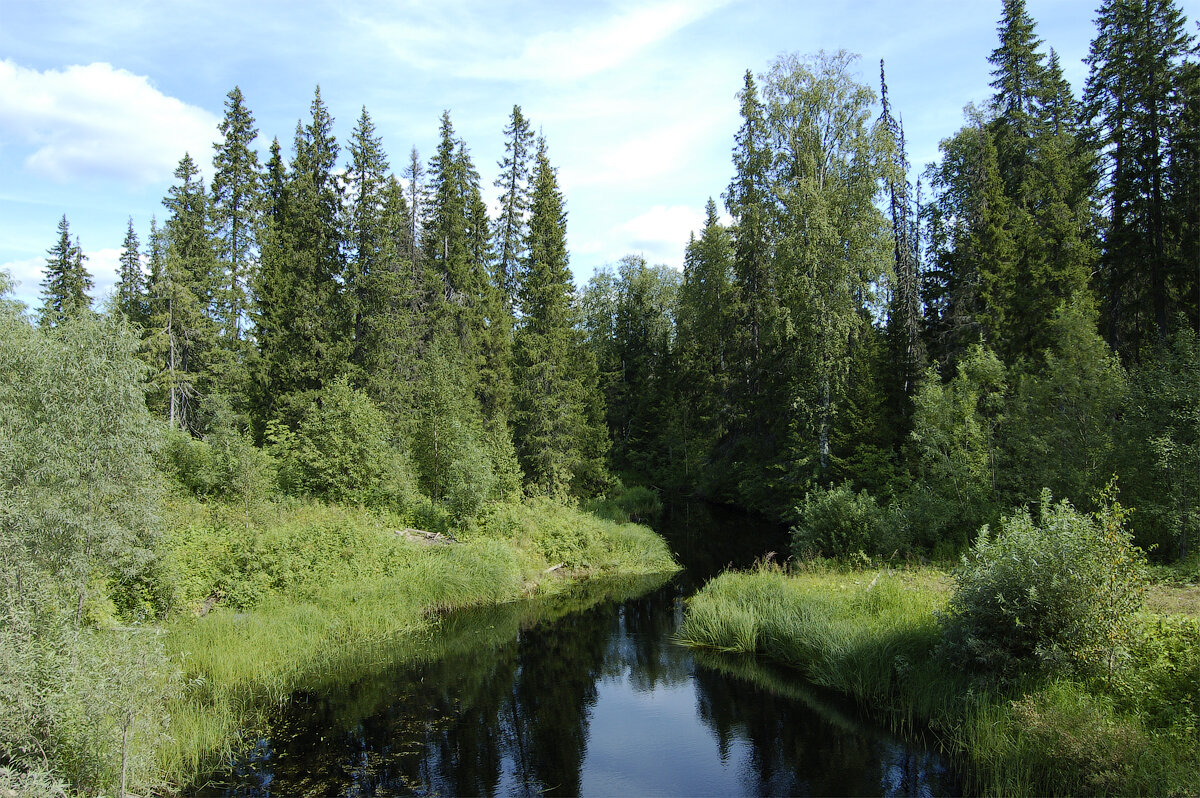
<box><xmin>0</xmin><ymin>60</ymin><xmax>219</xmax><ymax>186</ymax></box>
<box><xmin>358</xmin><ymin>0</ymin><xmax>737</xmax><ymax>83</ymax></box>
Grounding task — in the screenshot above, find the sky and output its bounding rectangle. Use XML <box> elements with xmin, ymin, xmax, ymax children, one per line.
<box><xmin>1</xmin><ymin>0</ymin><xmax>1196</xmax><ymax>311</ymax></box>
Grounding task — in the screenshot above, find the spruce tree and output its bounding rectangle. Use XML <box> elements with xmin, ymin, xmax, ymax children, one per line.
<box><xmin>493</xmin><ymin>105</ymin><xmax>535</xmax><ymax>307</ymax></box>
<box><xmin>39</xmin><ymin>215</ymin><xmax>92</xmax><ymax>327</ymax></box>
<box><xmin>675</xmin><ymin>199</ymin><xmax>735</xmax><ymax>485</ymax></box>
<box><xmin>211</xmin><ymin>86</ymin><xmax>262</xmax><ymax>343</ymax></box>
<box><xmin>723</xmin><ymin>69</ymin><xmax>778</xmax><ymax>488</ymax></box>
<box><xmin>115</xmin><ymin>217</ymin><xmax>146</xmax><ymax>326</ymax></box>
<box><xmin>879</xmin><ymin>61</ymin><xmax>926</xmax><ymax>439</ymax></box>
<box><xmin>147</xmin><ymin>153</ymin><xmax>221</xmax><ymax>431</ymax></box>
<box><xmin>344</xmin><ymin>106</ymin><xmax>389</xmax><ymax>377</ymax></box>
<box><xmin>512</xmin><ymin>137</ymin><xmax>608</xmax><ymax>496</ymax></box>
<box><xmin>256</xmin><ymin>87</ymin><xmax>348</xmax><ymax>422</ymax></box>
<box><xmin>1085</xmin><ymin>0</ymin><xmax>1194</xmax><ymax>359</ymax></box>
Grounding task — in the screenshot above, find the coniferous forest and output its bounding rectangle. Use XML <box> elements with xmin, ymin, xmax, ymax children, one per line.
<box><xmin>2</xmin><ymin>0</ymin><xmax>1198</xmax><ymax>795</ymax></box>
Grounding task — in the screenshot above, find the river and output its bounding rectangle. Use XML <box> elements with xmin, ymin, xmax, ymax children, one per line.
<box><xmin>195</xmin><ymin>502</ymin><xmax>960</xmax><ymax>796</ymax></box>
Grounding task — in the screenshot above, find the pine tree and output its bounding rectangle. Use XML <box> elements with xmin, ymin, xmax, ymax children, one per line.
<box><xmin>1085</xmin><ymin>0</ymin><xmax>1195</xmax><ymax>360</ymax></box>
<box><xmin>211</xmin><ymin>86</ymin><xmax>262</xmax><ymax>343</ymax></box>
<box><xmin>115</xmin><ymin>217</ymin><xmax>146</xmax><ymax>326</ymax></box>
<box><xmin>39</xmin><ymin>215</ymin><xmax>92</xmax><ymax>327</ymax></box>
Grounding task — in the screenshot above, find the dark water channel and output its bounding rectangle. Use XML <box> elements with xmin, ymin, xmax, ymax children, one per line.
<box><xmin>198</xmin><ymin>504</ymin><xmax>960</xmax><ymax>796</ymax></box>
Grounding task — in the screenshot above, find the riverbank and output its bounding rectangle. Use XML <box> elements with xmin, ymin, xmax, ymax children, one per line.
<box><xmin>679</xmin><ymin>563</ymin><xmax>1200</xmax><ymax>796</ymax></box>
<box><xmin>5</xmin><ymin>495</ymin><xmax>678</xmax><ymax>797</ymax></box>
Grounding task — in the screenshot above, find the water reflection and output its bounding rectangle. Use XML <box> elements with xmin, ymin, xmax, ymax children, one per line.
<box><xmin>199</xmin><ymin>505</ymin><xmax>959</xmax><ymax>797</ymax></box>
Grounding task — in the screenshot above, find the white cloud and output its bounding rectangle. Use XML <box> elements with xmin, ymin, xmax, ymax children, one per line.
<box><xmin>463</xmin><ymin>0</ymin><xmax>735</xmax><ymax>82</ymax></box>
<box><xmin>613</xmin><ymin>204</ymin><xmax>707</xmax><ymax>268</ymax></box>
<box><xmin>0</xmin><ymin>256</ymin><xmax>45</xmax><ymax>297</ymax></box>
<box><xmin>361</xmin><ymin>0</ymin><xmax>737</xmax><ymax>84</ymax></box>
<box><xmin>0</xmin><ymin>60</ymin><xmax>219</xmax><ymax>186</ymax></box>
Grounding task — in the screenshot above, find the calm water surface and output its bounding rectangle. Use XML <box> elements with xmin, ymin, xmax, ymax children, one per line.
<box><xmin>197</xmin><ymin>503</ymin><xmax>960</xmax><ymax>796</ymax></box>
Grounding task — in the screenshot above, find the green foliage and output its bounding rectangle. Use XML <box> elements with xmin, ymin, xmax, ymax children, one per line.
<box><xmin>268</xmin><ymin>376</ymin><xmax>417</xmax><ymax>509</ymax></box>
<box><xmin>163</xmin><ymin>400</ymin><xmax>275</xmax><ymax>506</ymax></box>
<box><xmin>1001</xmin><ymin>300</ymin><xmax>1127</xmax><ymax>508</ymax></box>
<box><xmin>942</xmin><ymin>488</ymin><xmax>1147</xmax><ymax>677</ymax></box>
<box><xmin>906</xmin><ymin>346</ymin><xmax>1006</xmax><ymax>549</ymax></box>
<box><xmin>410</xmin><ymin>340</ymin><xmax>510</xmax><ymax>520</ymax></box>
<box><xmin>1118</xmin><ymin>322</ymin><xmax>1200</xmax><ymax>557</ymax></box>
<box><xmin>790</xmin><ymin>483</ymin><xmax>892</xmax><ymax>561</ymax></box>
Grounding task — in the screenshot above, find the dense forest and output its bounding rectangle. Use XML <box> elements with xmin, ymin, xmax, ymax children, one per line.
<box><xmin>2</xmin><ymin>0</ymin><xmax>1198</xmax><ymax>793</ymax></box>
<box><xmin>26</xmin><ymin>0</ymin><xmax>1199</xmax><ymax>558</ymax></box>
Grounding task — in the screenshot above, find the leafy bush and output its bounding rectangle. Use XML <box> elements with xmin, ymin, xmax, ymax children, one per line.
<box><xmin>267</xmin><ymin>377</ymin><xmax>418</xmax><ymax>510</ymax></box>
<box><xmin>942</xmin><ymin>487</ymin><xmax>1147</xmax><ymax>677</ymax></box>
<box><xmin>790</xmin><ymin>483</ymin><xmax>888</xmax><ymax>560</ymax></box>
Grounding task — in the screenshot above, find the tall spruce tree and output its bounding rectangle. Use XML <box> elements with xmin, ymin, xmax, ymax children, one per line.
<box><xmin>344</xmin><ymin>106</ymin><xmax>389</xmax><ymax>377</ymax></box>
<box><xmin>512</xmin><ymin>137</ymin><xmax>608</xmax><ymax>496</ymax></box>
<box><xmin>210</xmin><ymin>86</ymin><xmax>262</xmax><ymax>343</ymax></box>
<box><xmin>39</xmin><ymin>215</ymin><xmax>92</xmax><ymax>327</ymax></box>
<box><xmin>493</xmin><ymin>105</ymin><xmax>535</xmax><ymax>307</ymax></box>
<box><xmin>256</xmin><ymin>88</ymin><xmax>347</xmax><ymax>423</ymax></box>
<box><xmin>148</xmin><ymin>153</ymin><xmax>221</xmax><ymax>432</ymax></box>
<box><xmin>675</xmin><ymin>199</ymin><xmax>736</xmax><ymax>485</ymax></box>
<box><xmin>723</xmin><ymin>69</ymin><xmax>778</xmax><ymax>490</ymax></box>
<box><xmin>879</xmin><ymin>61</ymin><xmax>926</xmax><ymax>440</ymax></box>
<box><xmin>115</xmin><ymin>217</ymin><xmax>146</xmax><ymax>326</ymax></box>
<box><xmin>1085</xmin><ymin>0</ymin><xmax>1195</xmax><ymax>360</ymax></box>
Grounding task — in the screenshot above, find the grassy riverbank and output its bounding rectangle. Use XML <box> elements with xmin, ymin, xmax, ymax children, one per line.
<box><xmin>679</xmin><ymin>563</ymin><xmax>1200</xmax><ymax>796</ymax></box>
<box><xmin>4</xmin><ymin>495</ymin><xmax>677</xmax><ymax>797</ymax></box>
<box><xmin>160</xmin><ymin>495</ymin><xmax>678</xmax><ymax>789</ymax></box>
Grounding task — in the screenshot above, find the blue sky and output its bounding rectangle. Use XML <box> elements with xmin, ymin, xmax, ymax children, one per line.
<box><xmin>2</xmin><ymin>0</ymin><xmax>1194</xmax><ymax>311</ymax></box>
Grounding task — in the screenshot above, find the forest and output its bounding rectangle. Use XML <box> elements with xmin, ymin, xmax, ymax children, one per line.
<box><xmin>2</xmin><ymin>0</ymin><xmax>1198</xmax><ymax>794</ymax></box>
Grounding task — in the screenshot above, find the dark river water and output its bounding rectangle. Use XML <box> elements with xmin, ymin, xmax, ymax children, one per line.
<box><xmin>196</xmin><ymin>503</ymin><xmax>961</xmax><ymax>797</ymax></box>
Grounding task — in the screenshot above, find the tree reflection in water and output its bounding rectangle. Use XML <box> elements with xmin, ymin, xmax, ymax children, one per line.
<box><xmin>199</xmin><ymin>505</ymin><xmax>959</xmax><ymax>797</ymax></box>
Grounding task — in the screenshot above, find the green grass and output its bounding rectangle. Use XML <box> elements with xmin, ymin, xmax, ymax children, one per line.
<box><xmin>131</xmin><ymin>495</ymin><xmax>678</xmax><ymax>792</ymax></box>
<box><xmin>679</xmin><ymin>562</ymin><xmax>1200</xmax><ymax>796</ymax></box>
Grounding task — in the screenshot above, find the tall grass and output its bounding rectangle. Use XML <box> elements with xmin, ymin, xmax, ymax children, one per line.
<box><xmin>150</xmin><ymin>495</ymin><xmax>678</xmax><ymax>791</ymax></box>
<box><xmin>679</xmin><ymin>563</ymin><xmax>1200</xmax><ymax>796</ymax></box>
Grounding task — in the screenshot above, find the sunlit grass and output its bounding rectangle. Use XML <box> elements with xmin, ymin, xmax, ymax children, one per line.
<box><xmin>151</xmin><ymin>495</ymin><xmax>679</xmax><ymax>790</ymax></box>
<box><xmin>679</xmin><ymin>562</ymin><xmax>1200</xmax><ymax>796</ymax></box>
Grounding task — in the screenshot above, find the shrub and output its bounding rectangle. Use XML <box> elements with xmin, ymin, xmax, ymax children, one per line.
<box><xmin>942</xmin><ymin>487</ymin><xmax>1147</xmax><ymax>677</ymax></box>
<box><xmin>267</xmin><ymin>377</ymin><xmax>418</xmax><ymax>510</ymax></box>
<box><xmin>790</xmin><ymin>483</ymin><xmax>887</xmax><ymax>561</ymax></box>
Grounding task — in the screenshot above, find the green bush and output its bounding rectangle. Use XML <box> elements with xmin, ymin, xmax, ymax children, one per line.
<box><xmin>267</xmin><ymin>377</ymin><xmax>418</xmax><ymax>510</ymax></box>
<box><xmin>790</xmin><ymin>483</ymin><xmax>888</xmax><ymax>561</ymax></box>
<box><xmin>942</xmin><ymin>487</ymin><xmax>1147</xmax><ymax>677</ymax></box>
